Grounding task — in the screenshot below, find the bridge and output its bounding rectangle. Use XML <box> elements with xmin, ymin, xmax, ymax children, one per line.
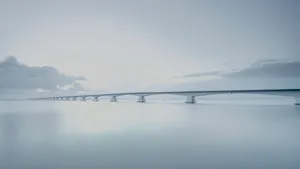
<box><xmin>29</xmin><ymin>89</ymin><xmax>300</xmax><ymax>105</ymax></box>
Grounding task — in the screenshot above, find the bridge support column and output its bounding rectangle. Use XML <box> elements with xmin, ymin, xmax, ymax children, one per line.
<box><xmin>137</xmin><ymin>96</ymin><xmax>146</xmax><ymax>103</ymax></box>
<box><xmin>81</xmin><ymin>97</ymin><xmax>86</xmax><ymax>101</ymax></box>
<box><xmin>110</xmin><ymin>96</ymin><xmax>117</xmax><ymax>102</ymax></box>
<box><xmin>93</xmin><ymin>97</ymin><xmax>99</xmax><ymax>101</ymax></box>
<box><xmin>185</xmin><ymin>96</ymin><xmax>196</xmax><ymax>104</ymax></box>
<box><xmin>72</xmin><ymin>97</ymin><xmax>77</xmax><ymax>101</ymax></box>
<box><xmin>295</xmin><ymin>97</ymin><xmax>300</xmax><ymax>105</ymax></box>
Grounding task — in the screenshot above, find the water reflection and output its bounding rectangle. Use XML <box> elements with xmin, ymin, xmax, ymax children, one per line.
<box><xmin>0</xmin><ymin>100</ymin><xmax>300</xmax><ymax>169</ymax></box>
<box><xmin>0</xmin><ymin>111</ymin><xmax>63</xmax><ymax>145</ymax></box>
<box><xmin>56</xmin><ymin>101</ymin><xmax>187</xmax><ymax>134</ymax></box>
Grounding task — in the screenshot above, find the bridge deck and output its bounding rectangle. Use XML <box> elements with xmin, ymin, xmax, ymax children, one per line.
<box><xmin>33</xmin><ymin>88</ymin><xmax>300</xmax><ymax>100</ymax></box>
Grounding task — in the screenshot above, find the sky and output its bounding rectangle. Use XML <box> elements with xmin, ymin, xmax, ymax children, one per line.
<box><xmin>0</xmin><ymin>0</ymin><xmax>299</xmax><ymax>95</ymax></box>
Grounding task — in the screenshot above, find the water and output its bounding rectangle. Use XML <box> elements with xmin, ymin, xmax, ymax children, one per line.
<box><xmin>0</xmin><ymin>98</ymin><xmax>300</xmax><ymax>169</ymax></box>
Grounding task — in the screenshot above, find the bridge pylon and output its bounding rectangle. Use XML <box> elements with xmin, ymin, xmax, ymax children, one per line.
<box><xmin>185</xmin><ymin>96</ymin><xmax>196</xmax><ymax>104</ymax></box>
<box><xmin>93</xmin><ymin>97</ymin><xmax>99</xmax><ymax>101</ymax></box>
<box><xmin>295</xmin><ymin>97</ymin><xmax>300</xmax><ymax>105</ymax></box>
<box><xmin>110</xmin><ymin>96</ymin><xmax>117</xmax><ymax>102</ymax></box>
<box><xmin>137</xmin><ymin>96</ymin><xmax>146</xmax><ymax>103</ymax></box>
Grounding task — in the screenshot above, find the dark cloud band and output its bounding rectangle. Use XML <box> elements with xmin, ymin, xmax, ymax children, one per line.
<box><xmin>0</xmin><ymin>56</ymin><xmax>86</xmax><ymax>91</ymax></box>
<box><xmin>177</xmin><ymin>60</ymin><xmax>300</xmax><ymax>79</ymax></box>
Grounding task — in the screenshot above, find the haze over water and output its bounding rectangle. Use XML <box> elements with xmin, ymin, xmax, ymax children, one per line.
<box><xmin>1</xmin><ymin>97</ymin><xmax>300</xmax><ymax>169</ymax></box>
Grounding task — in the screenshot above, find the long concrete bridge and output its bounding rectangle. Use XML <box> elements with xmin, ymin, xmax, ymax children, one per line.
<box><xmin>29</xmin><ymin>89</ymin><xmax>300</xmax><ymax>105</ymax></box>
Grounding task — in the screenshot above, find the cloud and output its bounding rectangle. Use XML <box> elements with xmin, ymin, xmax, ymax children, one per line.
<box><xmin>257</xmin><ymin>59</ymin><xmax>279</xmax><ymax>64</ymax></box>
<box><xmin>176</xmin><ymin>71</ymin><xmax>221</xmax><ymax>78</ymax></box>
<box><xmin>165</xmin><ymin>60</ymin><xmax>300</xmax><ymax>91</ymax></box>
<box><xmin>226</xmin><ymin>60</ymin><xmax>300</xmax><ymax>78</ymax></box>
<box><xmin>177</xmin><ymin>59</ymin><xmax>300</xmax><ymax>79</ymax></box>
<box><xmin>0</xmin><ymin>56</ymin><xmax>86</xmax><ymax>92</ymax></box>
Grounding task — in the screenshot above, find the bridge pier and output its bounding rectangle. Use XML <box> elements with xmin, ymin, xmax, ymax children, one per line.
<box><xmin>137</xmin><ymin>96</ymin><xmax>146</xmax><ymax>103</ymax></box>
<box><xmin>81</xmin><ymin>97</ymin><xmax>86</xmax><ymax>101</ymax></box>
<box><xmin>110</xmin><ymin>96</ymin><xmax>117</xmax><ymax>102</ymax></box>
<box><xmin>295</xmin><ymin>97</ymin><xmax>300</xmax><ymax>105</ymax></box>
<box><xmin>185</xmin><ymin>96</ymin><xmax>196</xmax><ymax>104</ymax></box>
<box><xmin>93</xmin><ymin>97</ymin><xmax>99</xmax><ymax>101</ymax></box>
<box><xmin>72</xmin><ymin>97</ymin><xmax>77</xmax><ymax>101</ymax></box>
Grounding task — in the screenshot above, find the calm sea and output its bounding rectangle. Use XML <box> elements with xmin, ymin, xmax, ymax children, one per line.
<box><xmin>0</xmin><ymin>97</ymin><xmax>300</xmax><ymax>169</ymax></box>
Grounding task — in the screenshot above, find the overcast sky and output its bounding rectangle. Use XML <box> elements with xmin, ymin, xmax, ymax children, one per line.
<box><xmin>0</xmin><ymin>0</ymin><xmax>299</xmax><ymax>92</ymax></box>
